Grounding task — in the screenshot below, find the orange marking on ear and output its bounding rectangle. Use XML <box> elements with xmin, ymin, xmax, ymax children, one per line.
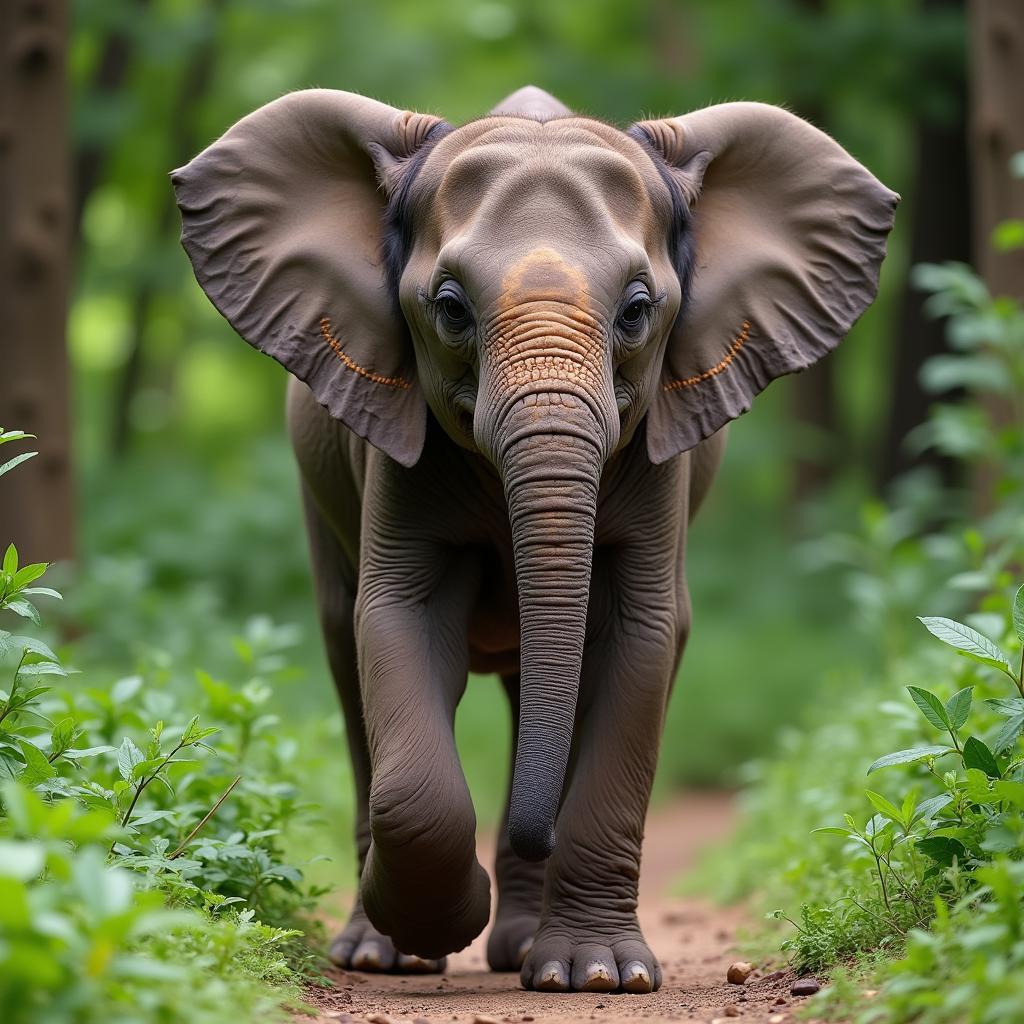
<box><xmin>662</xmin><ymin>321</ymin><xmax>751</xmax><ymax>392</ymax></box>
<box><xmin>319</xmin><ymin>319</ymin><xmax>413</xmax><ymax>390</ymax></box>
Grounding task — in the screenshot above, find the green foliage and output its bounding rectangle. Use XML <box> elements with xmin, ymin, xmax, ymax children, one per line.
<box><xmin>694</xmin><ymin>241</ymin><xmax>1024</xmax><ymax>1022</ymax></box>
<box><xmin>0</xmin><ymin>445</ymin><xmax>318</xmax><ymax>1023</ymax></box>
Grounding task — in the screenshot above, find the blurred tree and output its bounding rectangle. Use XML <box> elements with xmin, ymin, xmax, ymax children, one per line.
<box><xmin>879</xmin><ymin>0</ymin><xmax>970</xmax><ymax>487</ymax></box>
<box><xmin>0</xmin><ymin>0</ymin><xmax>75</xmax><ymax>563</ymax></box>
<box><xmin>969</xmin><ymin>0</ymin><xmax>1024</xmax><ymax>298</ymax></box>
<box><xmin>109</xmin><ymin>0</ymin><xmax>227</xmax><ymax>454</ymax></box>
<box><xmin>967</xmin><ymin>0</ymin><xmax>1024</xmax><ymax>509</ymax></box>
<box><xmin>73</xmin><ymin>0</ymin><xmax>152</xmax><ymax>244</ymax></box>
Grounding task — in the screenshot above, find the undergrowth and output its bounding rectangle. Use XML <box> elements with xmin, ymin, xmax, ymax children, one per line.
<box><xmin>694</xmin><ymin>213</ymin><xmax>1024</xmax><ymax>1024</ymax></box>
<box><xmin>0</xmin><ymin>429</ymin><xmax>322</xmax><ymax>1023</ymax></box>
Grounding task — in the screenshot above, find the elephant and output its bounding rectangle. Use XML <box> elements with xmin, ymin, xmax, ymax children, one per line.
<box><xmin>172</xmin><ymin>84</ymin><xmax>897</xmax><ymax>994</ymax></box>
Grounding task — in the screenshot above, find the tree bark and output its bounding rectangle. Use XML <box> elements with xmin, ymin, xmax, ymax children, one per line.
<box><xmin>968</xmin><ymin>0</ymin><xmax>1024</xmax><ymax>509</ymax></box>
<box><xmin>969</xmin><ymin>0</ymin><xmax>1024</xmax><ymax>300</ymax></box>
<box><xmin>0</xmin><ymin>0</ymin><xmax>75</xmax><ymax>563</ymax></box>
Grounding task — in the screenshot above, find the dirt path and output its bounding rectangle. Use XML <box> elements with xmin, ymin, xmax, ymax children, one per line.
<box><xmin>296</xmin><ymin>792</ymin><xmax>804</xmax><ymax>1024</ymax></box>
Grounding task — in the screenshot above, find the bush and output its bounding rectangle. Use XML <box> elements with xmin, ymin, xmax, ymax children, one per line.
<box><xmin>0</xmin><ymin>430</ymin><xmax>321</xmax><ymax>1024</ymax></box>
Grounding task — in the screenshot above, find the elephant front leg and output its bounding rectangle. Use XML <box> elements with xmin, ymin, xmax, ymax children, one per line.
<box><xmin>521</xmin><ymin>578</ymin><xmax>683</xmax><ymax>994</ymax></box>
<box><xmin>355</xmin><ymin>557</ymin><xmax>491</xmax><ymax>961</ymax></box>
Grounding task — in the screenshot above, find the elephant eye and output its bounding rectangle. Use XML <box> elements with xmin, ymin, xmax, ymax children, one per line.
<box><xmin>434</xmin><ymin>285</ymin><xmax>474</xmax><ymax>335</ymax></box>
<box><xmin>619</xmin><ymin>299</ymin><xmax>647</xmax><ymax>330</ymax></box>
<box><xmin>616</xmin><ymin>283</ymin><xmax>654</xmax><ymax>338</ymax></box>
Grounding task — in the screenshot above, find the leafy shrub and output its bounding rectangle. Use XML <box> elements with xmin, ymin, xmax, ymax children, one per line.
<box><xmin>0</xmin><ymin>431</ymin><xmax>320</xmax><ymax>1024</ymax></box>
<box><xmin>695</xmin><ymin>203</ymin><xmax>1024</xmax><ymax>1023</ymax></box>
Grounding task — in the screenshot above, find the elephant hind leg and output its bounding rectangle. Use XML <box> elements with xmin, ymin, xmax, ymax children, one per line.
<box><xmin>487</xmin><ymin>673</ymin><xmax>545</xmax><ymax>972</ymax></box>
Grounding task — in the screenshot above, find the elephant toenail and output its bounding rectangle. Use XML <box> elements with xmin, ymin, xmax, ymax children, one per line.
<box><xmin>396</xmin><ymin>953</ymin><xmax>438</xmax><ymax>973</ymax></box>
<box><xmin>581</xmin><ymin>963</ymin><xmax>616</xmax><ymax>992</ymax></box>
<box><xmin>619</xmin><ymin>961</ymin><xmax>652</xmax><ymax>993</ymax></box>
<box><xmin>515</xmin><ymin>938</ymin><xmax>533</xmax><ymax>968</ymax></box>
<box><xmin>535</xmin><ymin>961</ymin><xmax>569</xmax><ymax>991</ymax></box>
<box><xmin>352</xmin><ymin>943</ymin><xmax>385</xmax><ymax>970</ymax></box>
<box><xmin>328</xmin><ymin>940</ymin><xmax>351</xmax><ymax>966</ymax></box>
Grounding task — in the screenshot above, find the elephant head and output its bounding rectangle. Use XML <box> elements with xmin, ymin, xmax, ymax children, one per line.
<box><xmin>173</xmin><ymin>86</ymin><xmax>897</xmax><ymax>861</ymax></box>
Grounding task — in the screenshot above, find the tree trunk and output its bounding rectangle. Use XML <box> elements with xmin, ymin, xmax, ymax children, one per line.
<box><xmin>969</xmin><ymin>0</ymin><xmax>1024</xmax><ymax>300</ymax></box>
<box><xmin>0</xmin><ymin>0</ymin><xmax>75</xmax><ymax>564</ymax></box>
<box><xmin>968</xmin><ymin>0</ymin><xmax>1024</xmax><ymax>508</ymax></box>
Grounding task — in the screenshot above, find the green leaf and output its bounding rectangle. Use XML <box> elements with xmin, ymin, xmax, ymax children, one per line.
<box><xmin>181</xmin><ymin>715</ymin><xmax>218</xmax><ymax>745</ymax></box>
<box><xmin>993</xmin><ymin>780</ymin><xmax>1024</xmax><ymax>806</ymax></box>
<box><xmin>992</xmin><ymin>219</ymin><xmax>1024</xmax><ymax>252</ymax></box>
<box><xmin>917</xmin><ymin>835</ymin><xmax>968</xmax><ymax>866</ymax></box>
<box><xmin>0</xmin><ymin>430</ymin><xmax>34</xmax><ymax>445</ymax></box>
<box><xmin>14</xmin><ymin>661</ymin><xmax>67</xmax><ymax>677</ymax></box>
<box><xmin>907</xmin><ymin>686</ymin><xmax>952</xmax><ymax>731</ymax></box>
<box><xmin>944</xmin><ymin>686</ymin><xmax>974</xmax><ymax>730</ymax></box>
<box><xmin>1014</xmin><ymin>584</ymin><xmax>1024</xmax><ymax>645</ymax></box>
<box><xmin>63</xmin><ymin>744</ymin><xmax>115</xmax><ymax>760</ymax></box>
<box><xmin>963</xmin><ymin>736</ymin><xmax>1001</xmax><ymax>778</ymax></box>
<box><xmin>993</xmin><ymin>714</ymin><xmax>1024</xmax><ymax>755</ymax></box>
<box><xmin>11</xmin><ymin>563</ymin><xmax>47</xmax><ymax>590</ymax></box>
<box><xmin>50</xmin><ymin>717</ymin><xmax>76</xmax><ymax>755</ymax></box>
<box><xmin>917</xmin><ymin>616</ymin><xmax>1013</xmax><ymax>671</ymax></box>
<box><xmin>963</xmin><ymin>768</ymin><xmax>992</xmax><ymax>802</ymax></box>
<box><xmin>868</xmin><ymin>745</ymin><xmax>954</xmax><ymax>774</ymax></box>
<box><xmin>3</xmin><ymin>599</ymin><xmax>40</xmax><ymax>626</ymax></box>
<box><xmin>117</xmin><ymin>737</ymin><xmax>145</xmax><ymax>784</ymax></box>
<box><xmin>18</xmin><ymin>740</ymin><xmax>56</xmax><ymax>786</ymax></box>
<box><xmin>19</xmin><ymin>587</ymin><xmax>60</xmax><ymax>600</ymax></box>
<box><xmin>9</xmin><ymin>636</ymin><xmax>59</xmax><ymax>663</ymax></box>
<box><xmin>2</xmin><ymin>545</ymin><xmax>16</xmax><ymax>575</ymax></box>
<box><xmin>812</xmin><ymin>826</ymin><xmax>856</xmax><ymax>837</ymax></box>
<box><xmin>913</xmin><ymin>793</ymin><xmax>954</xmax><ymax>824</ymax></box>
<box><xmin>865</xmin><ymin>790</ymin><xmax>905</xmax><ymax>825</ymax></box>
<box><xmin>0</xmin><ymin>451</ymin><xmax>37</xmax><ymax>478</ymax></box>
<box><xmin>986</xmin><ymin>697</ymin><xmax>1024</xmax><ymax>717</ymax></box>
<box><xmin>130</xmin><ymin>757</ymin><xmax>166</xmax><ymax>781</ymax></box>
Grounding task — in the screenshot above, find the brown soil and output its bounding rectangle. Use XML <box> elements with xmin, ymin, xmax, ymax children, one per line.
<box><xmin>292</xmin><ymin>792</ymin><xmax>809</xmax><ymax>1024</ymax></box>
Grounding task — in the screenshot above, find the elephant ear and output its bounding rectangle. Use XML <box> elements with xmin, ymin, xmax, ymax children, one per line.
<box><xmin>171</xmin><ymin>89</ymin><xmax>447</xmax><ymax>467</ymax></box>
<box><xmin>632</xmin><ymin>102</ymin><xmax>899</xmax><ymax>464</ymax></box>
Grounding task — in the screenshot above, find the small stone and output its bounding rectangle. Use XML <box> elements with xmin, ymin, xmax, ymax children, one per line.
<box><xmin>762</xmin><ymin>970</ymin><xmax>787</xmax><ymax>983</ymax></box>
<box><xmin>773</xmin><ymin>995</ymin><xmax>787</xmax><ymax>1005</ymax></box>
<box><xmin>727</xmin><ymin>960</ymin><xmax>755</xmax><ymax>985</ymax></box>
<box><xmin>791</xmin><ymin>977</ymin><xmax>821</xmax><ymax>997</ymax></box>
<box><xmin>413</xmin><ymin>1018</ymin><xmax>432</xmax><ymax>1024</ymax></box>
<box><xmin>769</xmin><ymin>1016</ymin><xmax>787</xmax><ymax>1024</ymax></box>
<box><xmin>723</xmin><ymin>1006</ymin><xmax>741</xmax><ymax>1017</ymax></box>
<box><xmin>474</xmin><ymin>1016</ymin><xmax>500</xmax><ymax>1024</ymax></box>
<box><xmin>368</xmin><ymin>1015</ymin><xmax>397</xmax><ymax>1024</ymax></box>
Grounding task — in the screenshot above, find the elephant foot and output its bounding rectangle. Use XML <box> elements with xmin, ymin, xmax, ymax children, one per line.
<box><xmin>520</xmin><ymin>925</ymin><xmax>661</xmax><ymax>993</ymax></box>
<box><xmin>486</xmin><ymin>909</ymin><xmax>538</xmax><ymax>971</ymax></box>
<box><xmin>361</xmin><ymin>843</ymin><xmax>492</xmax><ymax>960</ymax></box>
<box><xmin>328</xmin><ymin>904</ymin><xmax>446</xmax><ymax>974</ymax></box>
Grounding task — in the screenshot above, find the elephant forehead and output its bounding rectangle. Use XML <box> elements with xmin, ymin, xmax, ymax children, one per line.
<box><xmin>425</xmin><ymin>118</ymin><xmax>659</xmax><ymax>238</ymax></box>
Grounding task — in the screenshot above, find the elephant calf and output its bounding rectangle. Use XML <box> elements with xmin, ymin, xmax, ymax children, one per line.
<box><xmin>173</xmin><ymin>85</ymin><xmax>896</xmax><ymax>993</ymax></box>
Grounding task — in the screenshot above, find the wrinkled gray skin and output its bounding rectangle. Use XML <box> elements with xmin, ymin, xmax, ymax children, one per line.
<box><xmin>174</xmin><ymin>85</ymin><xmax>897</xmax><ymax>993</ymax></box>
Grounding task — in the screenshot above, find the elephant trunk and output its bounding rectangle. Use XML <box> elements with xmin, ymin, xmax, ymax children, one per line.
<box><xmin>494</xmin><ymin>397</ymin><xmax>607</xmax><ymax>862</ymax></box>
